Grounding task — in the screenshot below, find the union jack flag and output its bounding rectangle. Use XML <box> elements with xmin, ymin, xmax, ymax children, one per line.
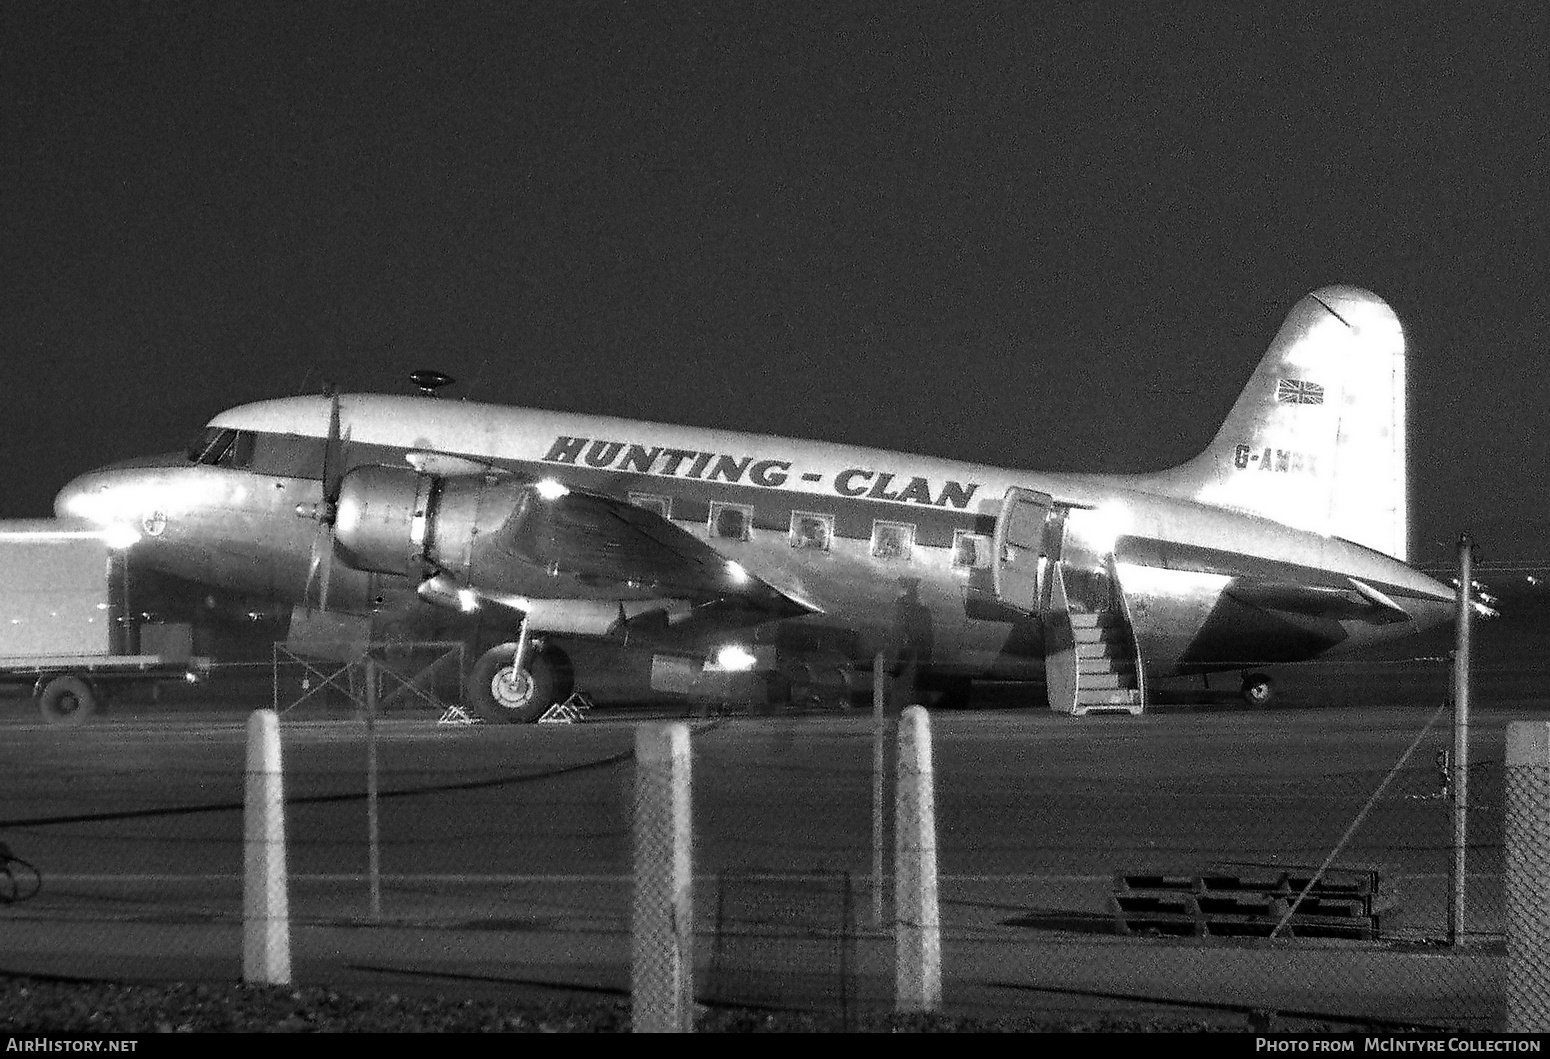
<box><xmin>1276</xmin><ymin>378</ymin><xmax>1325</xmax><ymax>405</ymax></box>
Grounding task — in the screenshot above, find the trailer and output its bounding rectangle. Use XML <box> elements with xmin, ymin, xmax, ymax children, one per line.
<box><xmin>0</xmin><ymin>521</ymin><xmax>208</xmax><ymax>725</ymax></box>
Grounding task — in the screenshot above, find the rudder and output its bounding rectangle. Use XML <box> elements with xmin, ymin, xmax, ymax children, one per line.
<box><xmin>1144</xmin><ymin>286</ymin><xmax>1408</xmax><ymax>559</ymax></box>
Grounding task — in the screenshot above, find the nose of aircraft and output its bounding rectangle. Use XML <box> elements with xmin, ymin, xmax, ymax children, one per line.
<box><xmin>53</xmin><ymin>453</ymin><xmax>191</xmax><ymax>537</ymax></box>
<box><xmin>54</xmin><ymin>468</ymin><xmax>104</xmax><ymax>522</ymax></box>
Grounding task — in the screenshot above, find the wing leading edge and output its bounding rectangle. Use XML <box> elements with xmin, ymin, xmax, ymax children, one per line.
<box><xmin>489</xmin><ymin>486</ymin><xmax>810</xmax><ymax>622</ymax></box>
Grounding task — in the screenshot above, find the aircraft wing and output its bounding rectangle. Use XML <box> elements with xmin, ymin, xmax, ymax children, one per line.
<box><xmin>1224</xmin><ymin>576</ymin><xmax>1412</xmax><ymax>625</ymax></box>
<box><xmin>495</xmin><ymin>486</ymin><xmax>808</xmax><ymax>618</ymax></box>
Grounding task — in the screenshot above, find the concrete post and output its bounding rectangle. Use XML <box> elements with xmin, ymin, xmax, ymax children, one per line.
<box><xmin>243</xmin><ymin>709</ymin><xmax>291</xmax><ymax>984</ymax></box>
<box><xmin>632</xmin><ymin>722</ymin><xmax>694</xmax><ymax>1032</ymax></box>
<box><xmin>895</xmin><ymin>704</ymin><xmax>941</xmax><ymax>1012</ymax></box>
<box><xmin>1505</xmin><ymin>722</ymin><xmax>1550</xmax><ymax>1031</ymax></box>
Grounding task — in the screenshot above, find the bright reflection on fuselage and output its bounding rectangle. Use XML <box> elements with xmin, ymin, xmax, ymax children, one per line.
<box><xmin>52</xmin><ymin>452</ymin><xmax>316</xmax><ymax>604</ymax></box>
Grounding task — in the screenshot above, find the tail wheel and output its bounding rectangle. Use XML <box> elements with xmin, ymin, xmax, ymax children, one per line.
<box><xmin>1241</xmin><ymin>672</ymin><xmax>1275</xmax><ymax>708</ymax></box>
<box><xmin>468</xmin><ymin>642</ymin><xmax>569</xmax><ymax>723</ymax></box>
<box><xmin>38</xmin><ymin>676</ymin><xmax>98</xmax><ymax>726</ymax></box>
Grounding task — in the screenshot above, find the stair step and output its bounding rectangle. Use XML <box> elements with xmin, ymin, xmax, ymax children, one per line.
<box><xmin>1069</xmin><ymin>612</ymin><xmax>1119</xmax><ymax>628</ymax></box>
<box><xmin>1077</xmin><ymin>688</ymin><xmax>1143</xmax><ymax>704</ymax></box>
<box><xmin>1074</xmin><ymin>689</ymin><xmax>1145</xmax><ymax>716</ymax></box>
<box><xmin>1073</xmin><ymin>627</ymin><xmax>1124</xmax><ymax>644</ymax></box>
<box><xmin>1079</xmin><ymin>673</ymin><xmax>1138</xmax><ymax>690</ymax></box>
<box><xmin>1079</xmin><ymin>661</ymin><xmax>1135</xmax><ymax>678</ymax></box>
<box><xmin>1076</xmin><ymin>640</ymin><xmax>1127</xmax><ymax>657</ymax></box>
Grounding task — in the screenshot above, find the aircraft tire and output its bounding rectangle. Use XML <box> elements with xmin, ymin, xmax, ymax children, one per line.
<box><xmin>469</xmin><ymin>644</ymin><xmax>561</xmax><ymax>724</ymax></box>
<box><xmin>1241</xmin><ymin>672</ymin><xmax>1275</xmax><ymax>708</ymax></box>
<box><xmin>38</xmin><ymin>676</ymin><xmax>98</xmax><ymax>726</ymax></box>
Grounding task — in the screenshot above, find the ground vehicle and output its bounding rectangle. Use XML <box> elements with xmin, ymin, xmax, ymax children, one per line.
<box><xmin>0</xmin><ymin>521</ymin><xmax>207</xmax><ymax>724</ymax></box>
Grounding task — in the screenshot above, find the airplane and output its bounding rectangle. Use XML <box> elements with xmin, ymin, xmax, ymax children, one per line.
<box><xmin>54</xmin><ymin>285</ymin><xmax>1456</xmax><ymax>722</ymax></box>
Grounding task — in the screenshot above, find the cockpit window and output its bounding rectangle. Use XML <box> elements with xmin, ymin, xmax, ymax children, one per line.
<box><xmin>185</xmin><ymin>427</ymin><xmax>255</xmax><ymax>468</ymax></box>
<box><xmin>187</xmin><ymin>427</ymin><xmax>234</xmax><ymax>464</ymax></box>
<box><xmin>229</xmin><ymin>430</ymin><xmax>255</xmax><ymax>468</ymax></box>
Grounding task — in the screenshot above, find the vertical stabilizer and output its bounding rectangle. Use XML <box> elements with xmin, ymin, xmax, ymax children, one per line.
<box><xmin>1146</xmin><ymin>287</ymin><xmax>1408</xmax><ymax>559</ymax></box>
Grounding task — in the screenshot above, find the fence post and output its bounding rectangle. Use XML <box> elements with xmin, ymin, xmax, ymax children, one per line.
<box><xmin>1505</xmin><ymin>722</ymin><xmax>1550</xmax><ymax>1031</ymax></box>
<box><xmin>365</xmin><ymin>656</ymin><xmax>382</xmax><ymax>921</ymax></box>
<box><xmin>1450</xmin><ymin>533</ymin><xmax>1473</xmax><ymax>945</ymax></box>
<box><xmin>243</xmin><ymin>708</ymin><xmax>291</xmax><ymax>984</ymax></box>
<box><xmin>895</xmin><ymin>704</ymin><xmax>941</xmax><ymax>1013</ymax></box>
<box><xmin>632</xmin><ymin>722</ymin><xmax>694</xmax><ymax>1032</ymax></box>
<box><xmin>873</xmin><ymin>651</ymin><xmax>887</xmax><ymax>928</ymax></box>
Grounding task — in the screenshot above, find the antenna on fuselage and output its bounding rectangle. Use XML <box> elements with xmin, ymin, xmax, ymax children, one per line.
<box><xmin>409</xmin><ymin>369</ymin><xmax>455</xmax><ymax>397</ymax></box>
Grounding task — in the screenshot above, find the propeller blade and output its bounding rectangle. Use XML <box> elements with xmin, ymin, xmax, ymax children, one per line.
<box><xmin>303</xmin><ymin>528</ymin><xmax>322</xmax><ymax>608</ymax></box>
<box><xmin>321</xmin><ymin>391</ymin><xmax>345</xmax><ymax>507</ymax></box>
<box><xmin>318</xmin><ymin>538</ymin><xmax>335</xmax><ymax>612</ymax></box>
<box><xmin>303</xmin><ymin>518</ymin><xmax>336</xmax><ymax>613</ymax></box>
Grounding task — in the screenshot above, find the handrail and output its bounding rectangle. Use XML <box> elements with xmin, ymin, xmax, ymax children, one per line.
<box><xmin>1107</xmin><ymin>553</ymin><xmax>1147</xmax><ymax>711</ymax></box>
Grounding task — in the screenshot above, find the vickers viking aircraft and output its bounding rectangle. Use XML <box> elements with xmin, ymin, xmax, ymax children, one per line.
<box><xmin>56</xmin><ymin>286</ymin><xmax>1455</xmax><ymax>721</ymax></box>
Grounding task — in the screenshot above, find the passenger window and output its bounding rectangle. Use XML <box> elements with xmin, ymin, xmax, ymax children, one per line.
<box><xmin>629</xmin><ymin>493</ymin><xmax>672</xmax><ymax>519</ymax></box>
<box><xmin>789</xmin><ymin>511</ymin><xmax>833</xmax><ymax>552</ymax></box>
<box><xmin>952</xmin><ymin>530</ymin><xmax>992</xmax><ymax>569</ymax></box>
<box><xmin>871</xmin><ymin>521</ymin><xmax>915</xmax><ymax>560</ymax></box>
<box><xmin>709</xmin><ymin>502</ymin><xmax>753</xmax><ymax>541</ymax></box>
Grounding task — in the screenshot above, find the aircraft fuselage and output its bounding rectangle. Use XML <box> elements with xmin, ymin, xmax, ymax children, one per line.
<box><xmin>55</xmin><ymin>395</ymin><xmax>1455</xmax><ymax>686</ymax></box>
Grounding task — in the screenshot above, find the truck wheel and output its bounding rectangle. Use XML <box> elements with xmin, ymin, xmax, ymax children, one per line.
<box><xmin>468</xmin><ymin>644</ymin><xmax>563</xmax><ymax>723</ymax></box>
<box><xmin>38</xmin><ymin>676</ymin><xmax>98</xmax><ymax>726</ymax></box>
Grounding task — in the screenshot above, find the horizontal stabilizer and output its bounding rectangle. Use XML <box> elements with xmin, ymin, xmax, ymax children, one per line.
<box><xmin>1225</xmin><ymin>577</ymin><xmax>1411</xmax><ymax>625</ymax></box>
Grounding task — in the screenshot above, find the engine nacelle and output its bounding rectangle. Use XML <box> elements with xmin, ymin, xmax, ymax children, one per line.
<box><xmin>332</xmin><ymin>464</ymin><xmax>522</xmax><ymax>580</ymax></box>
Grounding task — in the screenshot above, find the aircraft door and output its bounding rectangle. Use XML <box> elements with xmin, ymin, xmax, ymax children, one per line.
<box><xmin>992</xmin><ymin>487</ymin><xmax>1062</xmax><ymax>613</ymax></box>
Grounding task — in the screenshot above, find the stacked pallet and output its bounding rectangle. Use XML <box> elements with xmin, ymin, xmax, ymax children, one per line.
<box><xmin>1110</xmin><ymin>863</ymin><xmax>1386</xmax><ymax>940</ymax></box>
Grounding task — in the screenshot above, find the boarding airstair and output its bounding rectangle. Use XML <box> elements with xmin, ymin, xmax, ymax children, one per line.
<box><xmin>994</xmin><ymin>488</ymin><xmax>1147</xmax><ymax>715</ymax></box>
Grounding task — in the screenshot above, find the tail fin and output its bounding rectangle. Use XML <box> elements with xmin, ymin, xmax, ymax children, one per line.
<box><xmin>1145</xmin><ymin>286</ymin><xmax>1408</xmax><ymax>559</ymax></box>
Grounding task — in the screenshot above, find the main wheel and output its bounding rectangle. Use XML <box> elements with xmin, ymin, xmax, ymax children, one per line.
<box><xmin>38</xmin><ymin>676</ymin><xmax>98</xmax><ymax>726</ymax></box>
<box><xmin>1241</xmin><ymin>672</ymin><xmax>1276</xmax><ymax>708</ymax></box>
<box><xmin>469</xmin><ymin>643</ymin><xmax>565</xmax><ymax>723</ymax></box>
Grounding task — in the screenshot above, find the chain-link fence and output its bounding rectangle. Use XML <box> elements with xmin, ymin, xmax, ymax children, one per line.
<box><xmin>931</xmin><ymin>703</ymin><xmax>1506</xmax><ymax>1031</ymax></box>
<box><xmin>0</xmin><ymin>686</ymin><xmax>639</xmax><ymax>1003</ymax></box>
<box><xmin>0</xmin><ymin>659</ymin><xmax>1540</xmax><ymax>1032</ymax></box>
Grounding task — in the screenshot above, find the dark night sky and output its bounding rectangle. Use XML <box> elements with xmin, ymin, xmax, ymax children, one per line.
<box><xmin>5</xmin><ymin>2</ymin><xmax>1546</xmax><ymax>567</ymax></box>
